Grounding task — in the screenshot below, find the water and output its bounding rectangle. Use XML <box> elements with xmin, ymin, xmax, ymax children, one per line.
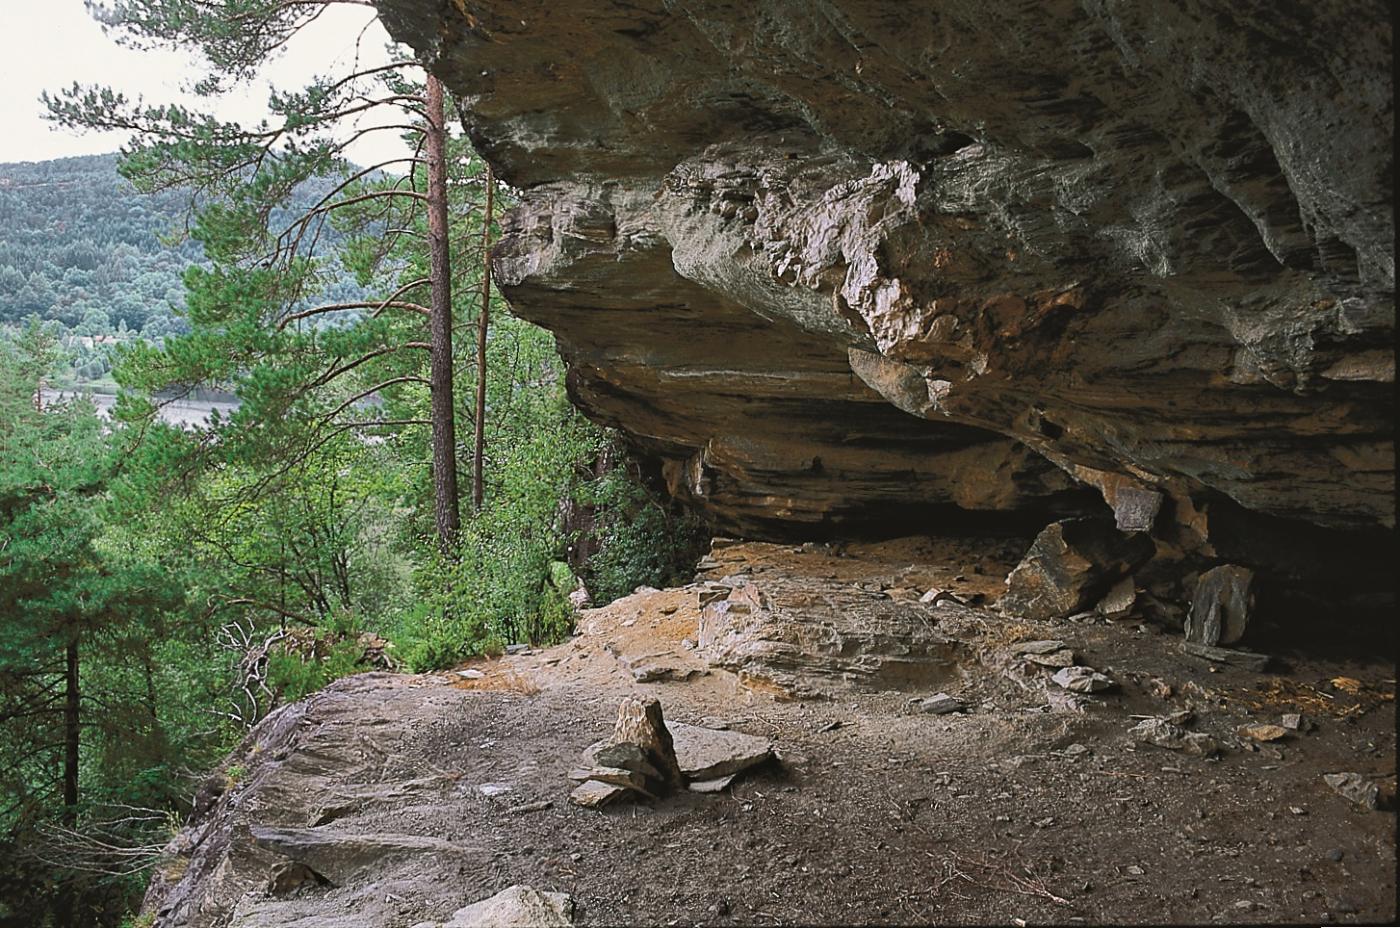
<box><xmin>40</xmin><ymin>389</ymin><xmax>239</xmax><ymax>430</ymax></box>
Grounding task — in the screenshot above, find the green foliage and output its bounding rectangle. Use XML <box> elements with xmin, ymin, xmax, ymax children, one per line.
<box><xmin>0</xmin><ymin>155</ymin><xmax>198</xmax><ymax>335</ymax></box>
<box><xmin>5</xmin><ymin>5</ymin><xmax>717</xmax><ymax>926</ymax></box>
<box><xmin>0</xmin><ymin>333</ymin><xmax>200</xmax><ymax>925</ymax></box>
<box><xmin>579</xmin><ymin>451</ymin><xmax>711</xmax><ymax>605</ymax></box>
<box><xmin>392</xmin><ymin>333</ymin><xmax>710</xmax><ymax>669</ymax></box>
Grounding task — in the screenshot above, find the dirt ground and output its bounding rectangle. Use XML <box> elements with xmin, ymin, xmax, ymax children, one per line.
<box><xmin>426</xmin><ymin>537</ymin><xmax>1397</xmax><ymax>926</ymax></box>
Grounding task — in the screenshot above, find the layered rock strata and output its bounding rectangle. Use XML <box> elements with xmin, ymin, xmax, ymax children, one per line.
<box><xmin>377</xmin><ymin>1</ymin><xmax>1393</xmax><ymax>564</ymax></box>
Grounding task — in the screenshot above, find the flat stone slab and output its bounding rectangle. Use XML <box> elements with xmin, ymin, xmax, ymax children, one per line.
<box><xmin>569</xmin><ymin>780</ymin><xmax>626</xmax><ymax>809</ymax></box>
<box><xmin>669</xmin><ymin>722</ymin><xmax>773</xmax><ymax>781</ymax></box>
<box><xmin>1009</xmin><ymin>639</ymin><xmax>1069</xmax><ymax>655</ymax></box>
<box><xmin>566</xmin><ymin>767</ymin><xmax>655</xmax><ymax>796</ymax></box>
<box><xmin>1181</xmin><ymin>641</ymin><xmax>1270</xmax><ymax>672</ymax></box>
<box><xmin>1024</xmin><ymin>648</ymin><xmax>1076</xmax><ymax>668</ymax></box>
<box><xmin>1238</xmin><ymin>723</ymin><xmax>1288</xmax><ymax>742</ymax></box>
<box><xmin>687</xmin><ymin>774</ymin><xmax>737</xmax><ymax>793</ymax></box>
<box><xmin>917</xmin><ymin>693</ymin><xmax>965</xmax><ymax>714</ymax></box>
<box><xmin>1324</xmin><ymin>772</ymin><xmax>1383</xmax><ymax>811</ymax></box>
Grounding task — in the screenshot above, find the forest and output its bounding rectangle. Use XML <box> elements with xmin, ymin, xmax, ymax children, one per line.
<box><xmin>0</xmin><ymin>4</ymin><xmax>706</xmax><ymax>926</ymax></box>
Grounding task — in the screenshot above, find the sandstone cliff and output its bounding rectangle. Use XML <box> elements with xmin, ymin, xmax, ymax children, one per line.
<box><xmin>375</xmin><ymin>1</ymin><xmax>1392</xmax><ymax>574</ymax></box>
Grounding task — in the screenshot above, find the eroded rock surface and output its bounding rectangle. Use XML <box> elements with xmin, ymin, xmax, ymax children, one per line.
<box><xmin>376</xmin><ymin>0</ymin><xmax>1393</xmax><ymax>562</ymax></box>
<box><xmin>697</xmin><ymin>573</ymin><xmax>970</xmax><ymax>697</ymax></box>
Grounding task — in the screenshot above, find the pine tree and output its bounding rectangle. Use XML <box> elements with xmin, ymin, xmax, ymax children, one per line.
<box><xmin>43</xmin><ymin>0</ymin><xmax>489</xmax><ymax>551</ymax></box>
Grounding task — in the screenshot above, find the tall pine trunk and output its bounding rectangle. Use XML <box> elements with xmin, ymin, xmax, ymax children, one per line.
<box><xmin>473</xmin><ymin>164</ymin><xmax>494</xmax><ymax>512</ymax></box>
<box><xmin>63</xmin><ymin>636</ymin><xmax>79</xmax><ymax>825</ymax></box>
<box><xmin>425</xmin><ymin>75</ymin><xmax>460</xmax><ymax>551</ymax></box>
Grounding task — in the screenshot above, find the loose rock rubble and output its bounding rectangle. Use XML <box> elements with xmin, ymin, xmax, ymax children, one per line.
<box><xmin>1129</xmin><ymin>717</ymin><xmax>1218</xmax><ymax>756</ymax></box>
<box><xmin>1323</xmin><ymin>772</ymin><xmax>1389</xmax><ymax>811</ymax></box>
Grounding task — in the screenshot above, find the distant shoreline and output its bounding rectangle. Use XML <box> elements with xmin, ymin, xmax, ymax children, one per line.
<box><xmin>40</xmin><ymin>388</ymin><xmax>239</xmax><ymax>429</ymax></box>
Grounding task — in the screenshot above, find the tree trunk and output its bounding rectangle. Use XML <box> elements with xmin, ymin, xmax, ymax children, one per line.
<box><xmin>63</xmin><ymin>635</ymin><xmax>79</xmax><ymax>825</ymax></box>
<box><xmin>473</xmin><ymin>163</ymin><xmax>494</xmax><ymax>512</ymax></box>
<box><xmin>425</xmin><ymin>75</ymin><xmax>460</xmax><ymax>551</ymax></box>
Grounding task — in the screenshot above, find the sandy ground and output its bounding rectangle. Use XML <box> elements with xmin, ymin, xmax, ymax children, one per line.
<box><xmin>423</xmin><ymin>538</ymin><xmax>1396</xmax><ymax>925</ymax></box>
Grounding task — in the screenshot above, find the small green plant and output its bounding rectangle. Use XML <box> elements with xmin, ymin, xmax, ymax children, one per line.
<box><xmin>224</xmin><ymin>763</ymin><xmax>247</xmax><ymax>787</ymax></box>
<box><xmin>578</xmin><ymin>454</ymin><xmax>709</xmax><ymax>605</ymax></box>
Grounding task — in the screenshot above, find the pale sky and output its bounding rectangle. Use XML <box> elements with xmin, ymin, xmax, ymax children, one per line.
<box><xmin>0</xmin><ymin>0</ymin><xmax>413</xmax><ymax>167</ymax></box>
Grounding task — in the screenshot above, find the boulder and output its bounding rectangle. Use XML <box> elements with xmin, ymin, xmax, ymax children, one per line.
<box><xmin>1096</xmin><ymin>576</ymin><xmax>1137</xmax><ymax>618</ymax></box>
<box><xmin>1185</xmin><ymin>565</ymin><xmax>1255</xmax><ymax>646</ymax></box>
<box><xmin>1129</xmin><ymin>718</ymin><xmax>1218</xmax><ymax>756</ymax></box>
<box><xmin>1050</xmin><ymin>666</ymin><xmax>1115</xmax><ymax>694</ymax></box>
<box><xmin>414</xmin><ymin>885</ymin><xmax>576</xmax><ymax>928</ymax></box>
<box><xmin>1001</xmin><ymin>520</ymin><xmax>1154</xmax><ymax>621</ymax></box>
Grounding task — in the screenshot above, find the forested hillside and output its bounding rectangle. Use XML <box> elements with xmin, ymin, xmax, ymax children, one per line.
<box><xmin>0</xmin><ymin>154</ymin><xmax>196</xmax><ymax>336</ymax></box>
<box><xmin>0</xmin><ymin>154</ymin><xmax>369</xmax><ymax>388</ymax></box>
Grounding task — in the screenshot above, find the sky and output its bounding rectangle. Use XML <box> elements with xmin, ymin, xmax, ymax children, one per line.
<box><xmin>0</xmin><ymin>0</ymin><xmax>412</xmax><ymax>166</ymax></box>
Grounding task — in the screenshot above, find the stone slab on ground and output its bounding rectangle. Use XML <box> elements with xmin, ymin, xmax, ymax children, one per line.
<box><xmin>566</xmin><ymin>766</ymin><xmax>656</xmax><ymax>796</ymax></box>
<box><xmin>669</xmin><ymin>721</ymin><xmax>774</xmax><ymax>781</ymax></box>
<box><xmin>687</xmin><ymin>774</ymin><xmax>737</xmax><ymax>793</ymax></box>
<box><xmin>1051</xmin><ymin>666</ymin><xmax>1114</xmax><ymax>693</ymax></box>
<box><xmin>1323</xmin><ymin>772</ymin><xmax>1385</xmax><ymax>811</ymax></box>
<box><xmin>1009</xmin><ymin>640</ymin><xmax>1069</xmax><ymax>655</ymax></box>
<box><xmin>917</xmin><ymin>693</ymin><xmax>965</xmax><ymax>715</ymax></box>
<box><xmin>1181</xmin><ymin>641</ymin><xmax>1270</xmax><ymax>672</ymax></box>
<box><xmin>569</xmin><ymin>780</ymin><xmax>626</xmax><ymax>809</ymax></box>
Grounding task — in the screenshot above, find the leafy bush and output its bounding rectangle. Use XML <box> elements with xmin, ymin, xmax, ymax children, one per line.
<box><xmin>578</xmin><ymin>450</ymin><xmax>710</xmax><ymax>605</ymax></box>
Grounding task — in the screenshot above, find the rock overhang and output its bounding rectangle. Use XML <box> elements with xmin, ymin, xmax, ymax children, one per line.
<box><xmin>376</xmin><ymin>0</ymin><xmax>1393</xmax><ymax>559</ymax></box>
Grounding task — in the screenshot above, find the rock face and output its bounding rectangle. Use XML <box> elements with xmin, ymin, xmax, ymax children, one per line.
<box><xmin>377</xmin><ymin>0</ymin><xmax>1393</xmax><ymax>562</ymax></box>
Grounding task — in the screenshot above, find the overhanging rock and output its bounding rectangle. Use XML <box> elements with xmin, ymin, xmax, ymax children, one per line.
<box><xmin>377</xmin><ymin>0</ymin><xmax>1393</xmax><ymax>558</ymax></box>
